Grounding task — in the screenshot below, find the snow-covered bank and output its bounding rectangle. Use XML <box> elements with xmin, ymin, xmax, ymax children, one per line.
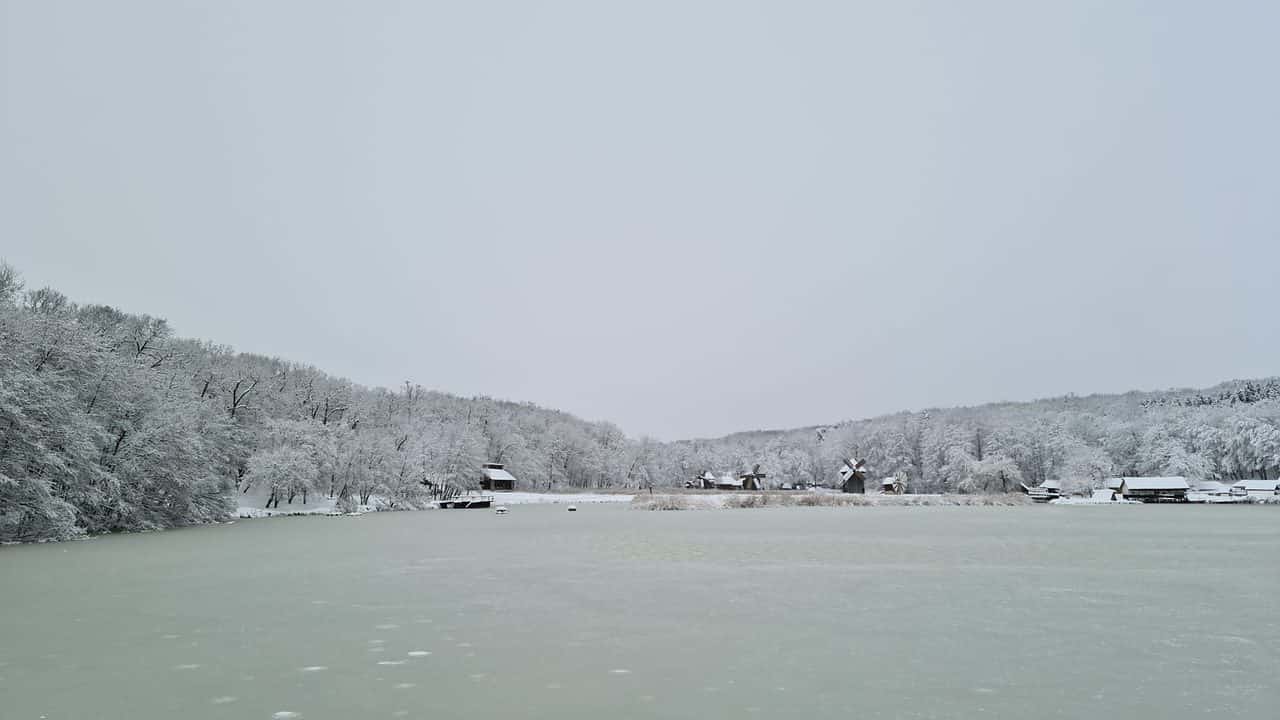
<box><xmin>494</xmin><ymin>491</ymin><xmax>634</xmax><ymax>505</ymax></box>
<box><xmin>633</xmin><ymin>492</ymin><xmax>1030</xmax><ymax>510</ymax></box>
<box><xmin>1049</xmin><ymin>497</ymin><xmax>1140</xmax><ymax>506</ymax></box>
<box><xmin>234</xmin><ymin>490</ymin><xmax>634</xmax><ymax>518</ymax></box>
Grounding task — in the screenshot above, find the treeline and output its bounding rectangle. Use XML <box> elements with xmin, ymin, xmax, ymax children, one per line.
<box><xmin>3</xmin><ymin>261</ymin><xmax>1279</xmax><ymax>541</ymax></box>
<box><xmin>0</xmin><ymin>262</ymin><xmax>657</xmax><ymax>541</ymax></box>
<box><xmin>669</xmin><ymin>385</ymin><xmax>1280</xmax><ymax>496</ymax></box>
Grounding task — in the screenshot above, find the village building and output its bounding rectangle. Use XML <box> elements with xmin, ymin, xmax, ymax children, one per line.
<box><xmin>1113</xmin><ymin>476</ymin><xmax>1189</xmax><ymax>502</ymax></box>
<box><xmin>714</xmin><ymin>474</ymin><xmax>744</xmax><ymax>490</ymax></box>
<box><xmin>1021</xmin><ymin>479</ymin><xmax>1062</xmax><ymax>503</ymax></box>
<box><xmin>479</xmin><ymin>462</ymin><xmax>516</xmax><ymax>492</ymax></box>
<box><xmin>1091</xmin><ymin>488</ymin><xmax>1118</xmax><ymax>501</ymax></box>
<box><xmin>1192</xmin><ymin>480</ymin><xmax>1233</xmax><ymax>496</ymax></box>
<box><xmin>739</xmin><ymin>465</ymin><xmax>767</xmax><ymax>491</ymax></box>
<box><xmin>1229</xmin><ymin>479</ymin><xmax>1280</xmax><ymax>498</ymax></box>
<box><xmin>685</xmin><ymin>471</ymin><xmax>717</xmax><ymax>489</ymax></box>
<box><xmin>838</xmin><ymin>458</ymin><xmax>868</xmax><ymax>494</ymax></box>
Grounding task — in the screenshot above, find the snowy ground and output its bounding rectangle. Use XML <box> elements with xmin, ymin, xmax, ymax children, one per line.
<box><xmin>1050</xmin><ymin>497</ymin><xmax>1140</xmax><ymax>506</ymax></box>
<box><xmin>489</xmin><ymin>491</ymin><xmax>634</xmax><ymax>505</ymax></box>
<box><xmin>234</xmin><ymin>488</ymin><xmax>634</xmax><ymax>518</ymax></box>
<box><xmin>233</xmin><ymin>485</ymin><xmax>387</xmax><ymax>518</ymax></box>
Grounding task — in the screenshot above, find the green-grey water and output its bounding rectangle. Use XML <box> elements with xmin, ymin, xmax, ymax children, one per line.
<box><xmin>1</xmin><ymin>505</ymin><xmax>1276</xmax><ymax>719</ymax></box>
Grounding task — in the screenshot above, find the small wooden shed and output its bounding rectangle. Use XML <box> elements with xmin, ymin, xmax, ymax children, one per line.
<box><xmin>479</xmin><ymin>462</ymin><xmax>516</xmax><ymax>492</ymax></box>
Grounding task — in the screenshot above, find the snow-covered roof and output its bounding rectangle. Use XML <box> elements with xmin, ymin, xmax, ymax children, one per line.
<box><xmin>482</xmin><ymin>467</ymin><xmax>517</xmax><ymax>482</ymax></box>
<box><xmin>1105</xmin><ymin>478</ymin><xmax>1123</xmax><ymax>490</ymax></box>
<box><xmin>1117</xmin><ymin>477</ymin><xmax>1189</xmax><ymax>490</ymax></box>
<box><xmin>1193</xmin><ymin>481</ymin><xmax>1232</xmax><ymax>492</ymax></box>
<box><xmin>1231</xmin><ymin>479</ymin><xmax>1280</xmax><ymax>491</ymax></box>
<box><xmin>880</xmin><ymin>477</ymin><xmax>896</xmax><ymax>485</ymax></box>
<box><xmin>716</xmin><ymin>475</ymin><xmax>744</xmax><ymax>486</ymax></box>
<box><xmin>1040</xmin><ymin>479</ymin><xmax>1062</xmax><ymax>491</ymax></box>
<box><xmin>699</xmin><ymin>471</ymin><xmax>716</xmax><ymax>481</ymax></box>
<box><xmin>1090</xmin><ymin>489</ymin><xmax>1116</xmax><ymax>500</ymax></box>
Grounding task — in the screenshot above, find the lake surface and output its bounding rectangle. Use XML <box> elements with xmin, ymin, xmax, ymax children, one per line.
<box><xmin>1</xmin><ymin>504</ymin><xmax>1277</xmax><ymax>719</ymax></box>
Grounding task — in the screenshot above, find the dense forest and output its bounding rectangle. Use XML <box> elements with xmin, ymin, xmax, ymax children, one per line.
<box><xmin>2</xmin><ymin>261</ymin><xmax>1278</xmax><ymax>541</ymax></box>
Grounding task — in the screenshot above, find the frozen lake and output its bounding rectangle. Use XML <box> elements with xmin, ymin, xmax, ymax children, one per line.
<box><xmin>1</xmin><ymin>504</ymin><xmax>1276</xmax><ymax>719</ymax></box>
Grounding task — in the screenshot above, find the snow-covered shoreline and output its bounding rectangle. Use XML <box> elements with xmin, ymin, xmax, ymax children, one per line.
<box><xmin>632</xmin><ymin>492</ymin><xmax>1031</xmax><ymax>510</ymax></box>
<box><xmin>235</xmin><ymin>491</ymin><xmax>635</xmax><ymax>518</ymax></box>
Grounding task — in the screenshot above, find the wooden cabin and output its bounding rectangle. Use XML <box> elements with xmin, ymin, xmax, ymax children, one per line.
<box><xmin>479</xmin><ymin>462</ymin><xmax>516</xmax><ymax>492</ymax></box>
<box><xmin>1020</xmin><ymin>479</ymin><xmax>1062</xmax><ymax>503</ymax></box>
<box><xmin>1114</xmin><ymin>476</ymin><xmax>1189</xmax><ymax>503</ymax></box>
<box><xmin>1230</xmin><ymin>479</ymin><xmax>1280</xmax><ymax>498</ymax></box>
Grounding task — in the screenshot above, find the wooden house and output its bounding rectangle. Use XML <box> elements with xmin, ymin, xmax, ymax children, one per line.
<box><xmin>479</xmin><ymin>462</ymin><xmax>516</xmax><ymax>492</ymax></box>
<box><xmin>1114</xmin><ymin>476</ymin><xmax>1189</xmax><ymax>503</ymax></box>
<box><xmin>714</xmin><ymin>474</ymin><xmax>744</xmax><ymax>490</ymax></box>
<box><xmin>1020</xmin><ymin>479</ymin><xmax>1062</xmax><ymax>503</ymax></box>
<box><xmin>1230</xmin><ymin>479</ymin><xmax>1280</xmax><ymax>498</ymax></box>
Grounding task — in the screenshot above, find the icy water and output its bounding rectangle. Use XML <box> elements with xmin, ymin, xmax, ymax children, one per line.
<box><xmin>1</xmin><ymin>505</ymin><xmax>1277</xmax><ymax>719</ymax></box>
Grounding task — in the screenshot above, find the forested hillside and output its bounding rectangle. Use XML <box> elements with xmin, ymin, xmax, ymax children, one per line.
<box><xmin>2</xmin><ymin>260</ymin><xmax>1278</xmax><ymax>541</ymax></box>
<box><xmin>676</xmin><ymin>379</ymin><xmax>1280</xmax><ymax>497</ymax></box>
<box><xmin>0</xmin><ymin>263</ymin><xmax>658</xmax><ymax>541</ymax></box>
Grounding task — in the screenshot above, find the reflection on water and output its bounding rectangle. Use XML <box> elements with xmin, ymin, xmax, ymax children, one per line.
<box><xmin>0</xmin><ymin>505</ymin><xmax>1277</xmax><ymax>719</ymax></box>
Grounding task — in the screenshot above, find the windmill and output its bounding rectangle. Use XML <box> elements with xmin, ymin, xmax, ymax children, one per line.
<box><xmin>739</xmin><ymin>464</ymin><xmax>767</xmax><ymax>491</ymax></box>
<box><xmin>839</xmin><ymin>458</ymin><xmax>868</xmax><ymax>494</ymax></box>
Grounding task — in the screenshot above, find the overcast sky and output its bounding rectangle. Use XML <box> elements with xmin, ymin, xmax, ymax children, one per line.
<box><xmin>2</xmin><ymin>1</ymin><xmax>1277</xmax><ymax>440</ymax></box>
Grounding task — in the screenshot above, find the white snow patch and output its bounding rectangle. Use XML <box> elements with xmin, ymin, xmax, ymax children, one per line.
<box><xmin>210</xmin><ymin>696</ymin><xmax>237</xmax><ymax>705</ymax></box>
<box><xmin>407</xmin><ymin>651</ymin><xmax>431</xmax><ymax>657</ymax></box>
<box><xmin>610</xmin><ymin>668</ymin><xmax>632</xmax><ymax>675</ymax></box>
<box><xmin>377</xmin><ymin>660</ymin><xmax>406</xmax><ymax>666</ymax></box>
<box><xmin>492</xmin><ymin>492</ymin><xmax>634</xmax><ymax>505</ymax></box>
<box><xmin>299</xmin><ymin>666</ymin><xmax>327</xmax><ymax>673</ymax></box>
<box><xmin>272</xmin><ymin>712</ymin><xmax>301</xmax><ymax>719</ymax></box>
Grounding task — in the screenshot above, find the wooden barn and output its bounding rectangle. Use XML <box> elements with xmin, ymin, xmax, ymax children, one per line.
<box><xmin>479</xmin><ymin>462</ymin><xmax>517</xmax><ymax>492</ymax></box>
<box><xmin>1114</xmin><ymin>476</ymin><xmax>1189</xmax><ymax>503</ymax></box>
<box><xmin>1230</xmin><ymin>479</ymin><xmax>1280</xmax><ymax>498</ymax></box>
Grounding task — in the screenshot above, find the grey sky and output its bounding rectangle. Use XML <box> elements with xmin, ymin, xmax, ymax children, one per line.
<box><xmin>3</xmin><ymin>1</ymin><xmax>1277</xmax><ymax>440</ymax></box>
